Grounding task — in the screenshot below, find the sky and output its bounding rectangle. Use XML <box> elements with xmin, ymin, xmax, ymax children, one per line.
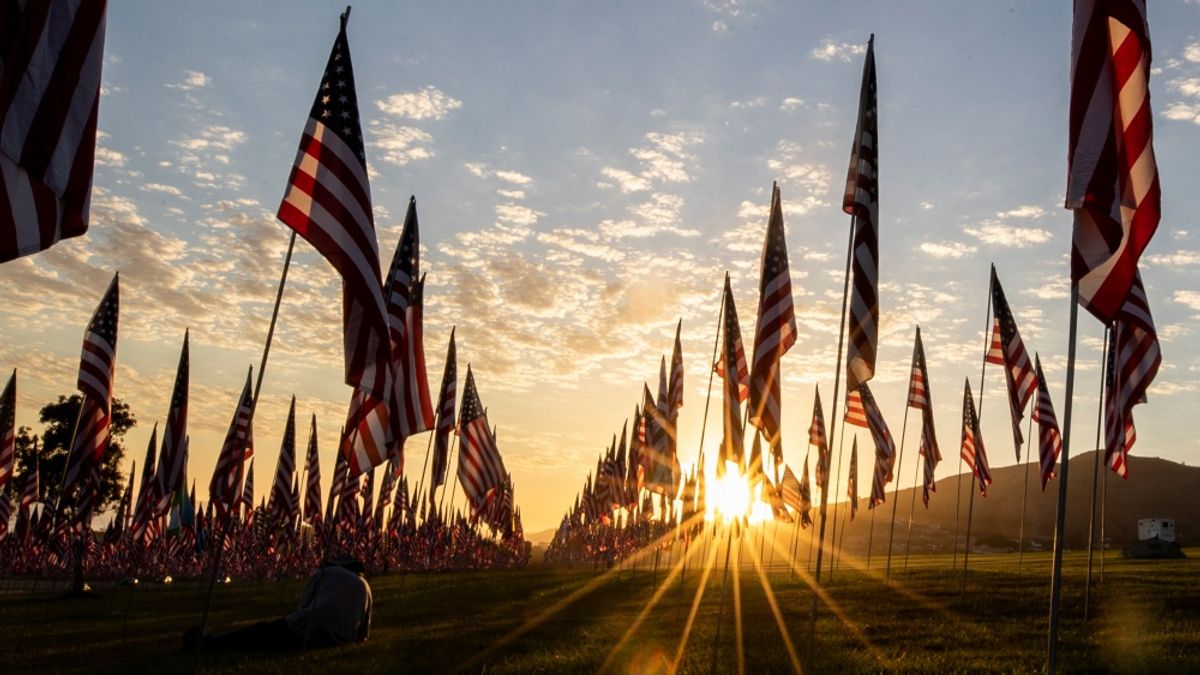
<box><xmin>2</xmin><ymin>1</ymin><xmax>1199</xmax><ymax>534</ymax></box>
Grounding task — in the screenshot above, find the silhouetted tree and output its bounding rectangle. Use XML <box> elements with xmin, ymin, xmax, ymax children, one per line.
<box><xmin>14</xmin><ymin>395</ymin><xmax>134</xmax><ymax>514</ymax></box>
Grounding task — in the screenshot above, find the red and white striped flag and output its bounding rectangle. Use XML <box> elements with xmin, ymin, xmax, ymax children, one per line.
<box><xmin>209</xmin><ymin>367</ymin><xmax>253</xmax><ymax>519</ymax></box>
<box><xmin>986</xmin><ymin>267</ymin><xmax>1037</xmax><ymax>458</ymax></box>
<box><xmin>64</xmin><ymin>273</ymin><xmax>118</xmax><ymax>501</ymax></box>
<box><xmin>154</xmin><ymin>331</ymin><xmax>189</xmax><ymax>517</ymax></box>
<box><xmin>1103</xmin><ymin>276</ymin><xmax>1160</xmax><ymax>478</ymax></box>
<box><xmin>749</xmin><ymin>183</ymin><xmax>797</xmax><ymax>470</ymax></box>
<box><xmin>844</xmin><ymin>35</ymin><xmax>879</xmax><ymax>395</ymax></box>
<box><xmin>859</xmin><ymin>384</ymin><xmax>895</xmax><ymax>509</ymax></box>
<box><xmin>130</xmin><ymin>424</ymin><xmax>157</xmax><ymax>543</ymax></box>
<box><xmin>303</xmin><ymin>413</ymin><xmax>322</xmax><ymax>526</ymax></box>
<box><xmin>0</xmin><ymin>370</ymin><xmax>14</xmax><ymax>492</ymax></box>
<box><xmin>809</xmin><ymin>386</ymin><xmax>830</xmax><ymax>492</ymax></box>
<box><xmin>1067</xmin><ymin>0</ymin><xmax>1160</xmax><ymax>324</ymax></box>
<box><xmin>668</xmin><ymin>320</ymin><xmax>685</xmax><ymax>414</ymax></box>
<box><xmin>847</xmin><ymin>438</ymin><xmax>858</xmax><ymax>522</ymax></box>
<box><xmin>960</xmin><ymin>379</ymin><xmax>992</xmax><ymax>496</ymax></box>
<box><xmin>276</xmin><ymin>11</ymin><xmax>392</xmax><ymax>474</ymax></box>
<box><xmin>269</xmin><ymin>396</ymin><xmax>297</xmax><ymax>521</ymax></box>
<box><xmin>456</xmin><ymin>366</ymin><xmax>507</xmax><ymax>516</ymax></box>
<box><xmin>716</xmin><ymin>275</ymin><xmax>746</xmax><ymax>476</ymax></box>
<box><xmin>240</xmin><ymin>458</ymin><xmax>255</xmax><ymax>525</ymax></box>
<box><xmin>386</xmin><ymin>197</ymin><xmax>434</xmax><ymax>442</ymax></box>
<box><xmin>844</xmin><ymin>388</ymin><xmax>868</xmax><ymax>428</ymax></box>
<box><xmin>1032</xmin><ymin>355</ymin><xmax>1063</xmax><ymax>489</ymax></box>
<box><xmin>0</xmin><ymin>0</ymin><xmax>107</xmax><ymax>262</ymax></box>
<box><xmin>908</xmin><ymin>327</ymin><xmax>941</xmax><ymax>506</ymax></box>
<box><xmin>430</xmin><ymin>329</ymin><xmax>457</xmax><ymax>492</ymax></box>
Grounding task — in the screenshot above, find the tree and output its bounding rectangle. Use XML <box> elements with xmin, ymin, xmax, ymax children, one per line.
<box><xmin>14</xmin><ymin>395</ymin><xmax>135</xmax><ymax>514</ymax></box>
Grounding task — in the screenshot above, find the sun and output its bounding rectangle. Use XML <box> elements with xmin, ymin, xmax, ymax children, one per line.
<box><xmin>705</xmin><ymin>461</ymin><xmax>775</xmax><ymax>524</ymax></box>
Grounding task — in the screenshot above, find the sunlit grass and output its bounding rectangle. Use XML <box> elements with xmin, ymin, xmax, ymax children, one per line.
<box><xmin>0</xmin><ymin>545</ymin><xmax>1196</xmax><ymax>673</ymax></box>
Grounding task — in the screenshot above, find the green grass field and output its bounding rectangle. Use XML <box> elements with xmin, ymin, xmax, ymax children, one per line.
<box><xmin>1</xmin><ymin>545</ymin><xmax>1197</xmax><ymax>673</ymax></box>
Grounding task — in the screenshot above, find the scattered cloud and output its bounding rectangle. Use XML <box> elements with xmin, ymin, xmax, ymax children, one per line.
<box><xmin>729</xmin><ymin>97</ymin><xmax>767</xmax><ymax>110</ymax></box>
<box><xmin>368</xmin><ymin>121</ymin><xmax>434</xmax><ymax>166</ymax></box>
<box><xmin>1145</xmin><ymin>250</ymin><xmax>1200</xmax><ymax>268</ymax></box>
<box><xmin>94</xmin><ymin>145</ymin><xmax>126</xmax><ymax>168</ymax></box>
<box><xmin>167</xmin><ymin>70</ymin><xmax>210</xmax><ymax>90</ymax></box>
<box><xmin>141</xmin><ymin>183</ymin><xmax>186</xmax><ymax>197</ymax></box>
<box><xmin>996</xmin><ymin>205</ymin><xmax>1045</xmax><ymax>219</ymax></box>
<box><xmin>919</xmin><ymin>241</ymin><xmax>977</xmax><ymax>259</ymax></box>
<box><xmin>963</xmin><ymin>222</ymin><xmax>1053</xmax><ymax>247</ymax></box>
<box><xmin>810</xmin><ymin>39</ymin><xmax>866</xmax><ymax>63</ymax></box>
<box><xmin>1173</xmin><ymin>290</ymin><xmax>1200</xmax><ymax>311</ymax></box>
<box><xmin>600</xmin><ymin>167</ymin><xmax>650</xmax><ymax>193</ymax></box>
<box><xmin>375</xmin><ymin>86</ymin><xmax>462</xmax><ymax>120</ymax></box>
<box><xmin>919</xmin><ymin>201</ymin><xmax>935</xmax><ymax>210</ymax></box>
<box><xmin>779</xmin><ymin>97</ymin><xmax>804</xmax><ymax>111</ymax></box>
<box><xmin>1023</xmin><ymin>276</ymin><xmax>1070</xmax><ymax>300</ymax></box>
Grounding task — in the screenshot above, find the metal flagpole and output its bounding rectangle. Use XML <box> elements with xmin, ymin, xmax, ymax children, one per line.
<box><xmin>1084</xmin><ymin>326</ymin><xmax>1110</xmax><ymax>621</ymax></box>
<box><xmin>1100</xmin><ymin>458</ymin><xmax>1108</xmax><ymax>583</ymax></box>
<box><xmin>902</xmin><ymin>425</ymin><xmax>922</xmax><ymax>574</ymax></box>
<box><xmin>710</xmin><ymin>528</ymin><xmax>735</xmax><ymax>675</ymax></box>
<box><xmin>885</xmin><ymin>400</ymin><xmax>912</xmax><ymax>581</ymax></box>
<box><xmin>829</xmin><ymin>420</ymin><xmax>849</xmax><ymax>577</ymax></box>
<box><xmin>415</xmin><ymin>425</ymin><xmax>437</xmax><ymax>507</ymax></box>
<box><xmin>1017</xmin><ymin>411</ymin><xmax>1034</xmax><ymax>573</ymax></box>
<box><xmin>439</xmin><ymin>433</ymin><xmax>459</xmax><ymax>516</ymax></box>
<box><xmin>1047</xmin><ymin>282</ymin><xmax>1081</xmax><ymax>674</ymax></box>
<box><xmin>962</xmin><ymin>268</ymin><xmax>994</xmax><ymax>592</ymax></box>
<box><xmin>866</xmin><ymin>507</ymin><xmax>875</xmax><ymax>569</ymax></box>
<box><xmin>195</xmin><ymin>229</ymin><xmax>297</xmax><ymax>663</ymax></box>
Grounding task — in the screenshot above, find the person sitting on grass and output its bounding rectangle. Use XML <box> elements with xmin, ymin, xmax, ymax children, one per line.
<box><xmin>185</xmin><ymin>554</ymin><xmax>373</xmax><ymax>651</ymax></box>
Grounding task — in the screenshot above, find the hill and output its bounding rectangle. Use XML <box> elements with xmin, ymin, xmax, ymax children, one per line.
<box><xmin>832</xmin><ymin>449</ymin><xmax>1199</xmax><ymax>555</ymax></box>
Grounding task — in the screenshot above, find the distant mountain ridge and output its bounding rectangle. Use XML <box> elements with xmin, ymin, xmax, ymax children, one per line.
<box><xmin>833</xmin><ymin>449</ymin><xmax>1199</xmax><ymax>553</ymax></box>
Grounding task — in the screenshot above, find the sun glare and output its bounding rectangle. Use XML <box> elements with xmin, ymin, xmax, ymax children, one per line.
<box><xmin>705</xmin><ymin>462</ymin><xmax>775</xmax><ymax>524</ymax></box>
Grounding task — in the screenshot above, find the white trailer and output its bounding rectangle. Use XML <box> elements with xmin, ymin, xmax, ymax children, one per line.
<box><xmin>1137</xmin><ymin>518</ymin><xmax>1176</xmax><ymax>543</ymax></box>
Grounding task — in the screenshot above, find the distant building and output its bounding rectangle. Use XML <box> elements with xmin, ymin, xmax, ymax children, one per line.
<box><xmin>1138</xmin><ymin>518</ymin><xmax>1176</xmax><ymax>543</ymax></box>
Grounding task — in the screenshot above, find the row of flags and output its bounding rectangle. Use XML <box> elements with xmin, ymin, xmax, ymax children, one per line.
<box><xmin>0</xmin><ymin>10</ymin><xmax>524</xmax><ymax>582</ymax></box>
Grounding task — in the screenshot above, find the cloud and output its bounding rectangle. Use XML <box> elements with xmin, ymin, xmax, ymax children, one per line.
<box><xmin>1174</xmin><ymin>290</ymin><xmax>1200</xmax><ymax>311</ymax></box>
<box><xmin>628</xmin><ymin>131</ymin><xmax>704</xmax><ymax>184</ymax></box>
<box><xmin>996</xmin><ymin>205</ymin><xmax>1045</xmax><ymax>219</ymax></box>
<box><xmin>167</xmin><ymin>70</ymin><xmax>210</xmax><ymax>90</ymax></box>
<box><xmin>779</xmin><ymin>97</ymin><xmax>804</xmax><ymax>111</ymax></box>
<box><xmin>600</xmin><ymin>167</ymin><xmax>650</xmax><ymax>193</ymax></box>
<box><xmin>94</xmin><ymin>145</ymin><xmax>126</xmax><ymax>168</ymax></box>
<box><xmin>174</xmin><ymin>125</ymin><xmax>245</xmax><ymax>152</ymax></box>
<box><xmin>141</xmin><ymin>183</ymin><xmax>186</xmax><ymax>197</ymax></box>
<box><xmin>729</xmin><ymin>97</ymin><xmax>767</xmax><ymax>109</ymax></box>
<box><xmin>465</xmin><ymin>163</ymin><xmax>535</xmax><ymax>188</ymax></box>
<box><xmin>963</xmin><ymin>222</ymin><xmax>1053</xmax><ymax>247</ymax></box>
<box><xmin>1186</xmin><ymin>42</ymin><xmax>1200</xmax><ymax>64</ymax></box>
<box><xmin>598</xmin><ymin>217</ymin><xmax>699</xmax><ymax>240</ymax></box>
<box><xmin>374</xmin><ymin>86</ymin><xmax>462</xmax><ymax>120</ymax></box>
<box><xmin>1145</xmin><ymin>250</ymin><xmax>1200</xmax><ymax>268</ymax></box>
<box><xmin>712</xmin><ymin>20</ymin><xmax>729</xmax><ymax>32</ymax></box>
<box><xmin>810</xmin><ymin>39</ymin><xmax>866</xmax><ymax>63</ymax></box>
<box><xmin>536</xmin><ymin>229</ymin><xmax>625</xmax><ymax>262</ymax></box>
<box><xmin>919</xmin><ymin>241</ymin><xmax>977</xmax><ymax>258</ymax></box>
<box><xmin>493</xmin><ymin>170</ymin><xmax>533</xmax><ymax>186</ymax></box>
<box><xmin>767</xmin><ymin>141</ymin><xmax>832</xmax><ymax>196</ymax></box>
<box><xmin>919</xmin><ymin>201</ymin><xmax>935</xmax><ymax>210</ymax></box>
<box><xmin>368</xmin><ymin>121</ymin><xmax>434</xmax><ymax>166</ymax></box>
<box><xmin>1023</xmin><ymin>276</ymin><xmax>1070</xmax><ymax>300</ymax></box>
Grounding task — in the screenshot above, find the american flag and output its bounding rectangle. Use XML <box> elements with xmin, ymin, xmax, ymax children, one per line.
<box><xmin>276</xmin><ymin>12</ymin><xmax>393</xmax><ymax>468</ymax></box>
<box><xmin>154</xmin><ymin>332</ymin><xmax>189</xmax><ymax>518</ymax></box>
<box><xmin>456</xmin><ymin>367</ymin><xmax>507</xmax><ymax>516</ymax></box>
<box><xmin>209</xmin><ymin>367</ymin><xmax>253</xmax><ymax>519</ymax></box>
<box><xmin>960</xmin><ymin>379</ymin><xmax>992</xmax><ymax>496</ymax></box>
<box><xmin>19</xmin><ymin>460</ymin><xmax>38</xmax><ymax>510</ymax></box>
<box><xmin>625</xmin><ymin>408</ymin><xmax>641</xmax><ymax>508</ymax></box>
<box><xmin>386</xmin><ymin>197</ymin><xmax>434</xmax><ymax>441</ymax></box>
<box><xmin>64</xmin><ymin>273</ymin><xmax>118</xmax><ymax>500</ymax></box>
<box><xmin>847</xmin><ymin>437</ymin><xmax>859</xmax><ymax>522</ymax></box>
<box><xmin>844</xmin><ymin>36</ymin><xmax>879</xmax><ymax>395</ymax></box>
<box><xmin>269</xmin><ymin>396</ymin><xmax>297</xmax><ymax>521</ymax></box>
<box><xmin>859</xmin><ymin>384</ymin><xmax>895</xmax><ymax>509</ymax></box>
<box><xmin>303</xmin><ymin>414</ymin><xmax>322</xmax><ymax>526</ymax></box>
<box><xmin>359</xmin><ymin>467</ymin><xmax>375</xmax><ymax>531</ymax></box>
<box><xmin>0</xmin><ymin>370</ymin><xmax>14</xmax><ymax>492</ymax></box>
<box><xmin>809</xmin><ymin>386</ymin><xmax>830</xmax><ymax>491</ymax></box>
<box><xmin>1067</xmin><ymin>0</ymin><xmax>1160</xmax><ymax>324</ymax></box>
<box><xmin>0</xmin><ymin>483</ymin><xmax>11</xmax><ymax>542</ymax></box>
<box><xmin>1032</xmin><ymin>355</ymin><xmax>1063</xmax><ymax>490</ymax></box>
<box><xmin>798</xmin><ymin>458</ymin><xmax>813</xmax><ymax>528</ymax></box>
<box><xmin>717</xmin><ymin>275</ymin><xmax>746</xmax><ymax>476</ymax></box>
<box><xmin>612</xmin><ymin>422</ymin><xmax>628</xmax><ymax>510</ymax></box>
<box><xmin>714</xmin><ymin>277</ymin><xmax>749</xmax><ymax>403</ymax></box>
<box><xmin>749</xmin><ymin>183</ymin><xmax>797</xmax><ymax>470</ymax></box>
<box><xmin>108</xmin><ymin>461</ymin><xmax>133</xmax><ymax>543</ymax></box>
<box><xmin>668</xmin><ymin>320</ymin><xmax>685</xmax><ymax>413</ymax></box>
<box><xmin>430</xmin><ymin>328</ymin><xmax>457</xmax><ymax>491</ymax></box>
<box><xmin>638</xmin><ymin>389</ymin><xmax>654</xmax><ymax>483</ymax></box>
<box><xmin>646</xmin><ymin>356</ymin><xmax>677</xmax><ymax>495</ymax></box>
<box><xmin>844</xmin><ymin>388</ymin><xmax>868</xmax><ymax>428</ymax></box>
<box><xmin>906</xmin><ymin>327</ymin><xmax>942</xmax><ymax>506</ymax></box>
<box><xmin>130</xmin><ymin>424</ymin><xmax>157</xmax><ymax>543</ymax></box>
<box><xmin>326</xmin><ymin>443</ymin><xmax>348</xmax><ymax>525</ymax></box>
<box><xmin>375</xmin><ymin>460</ymin><xmax>396</xmax><ymax>528</ymax></box>
<box><xmin>0</xmin><ymin>0</ymin><xmax>107</xmax><ymax>263</ymax></box>
<box><xmin>240</xmin><ymin>458</ymin><xmax>255</xmax><ymax>526</ymax></box>
<box><xmin>781</xmin><ymin>463</ymin><xmax>809</xmax><ymax>528</ymax></box>
<box><xmin>1104</xmin><ymin>275</ymin><xmax>1160</xmax><ymax>478</ymax></box>
<box><xmin>341</xmin><ymin>388</ymin><xmax>391</xmax><ymax>477</ymax></box>
<box><xmin>986</xmin><ymin>267</ymin><xmax>1037</xmax><ymax>458</ymax></box>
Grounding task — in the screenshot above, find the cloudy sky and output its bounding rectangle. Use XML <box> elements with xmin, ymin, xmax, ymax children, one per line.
<box><xmin>3</xmin><ymin>1</ymin><xmax>1199</xmax><ymax>533</ymax></box>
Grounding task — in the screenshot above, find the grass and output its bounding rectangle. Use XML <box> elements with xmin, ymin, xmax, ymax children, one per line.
<box><xmin>1</xmin><ymin>543</ymin><xmax>1197</xmax><ymax>673</ymax></box>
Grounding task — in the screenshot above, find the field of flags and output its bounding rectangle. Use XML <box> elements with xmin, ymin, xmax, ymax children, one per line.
<box><xmin>0</xmin><ymin>5</ymin><xmax>527</xmax><ymax>587</ymax></box>
<box><xmin>0</xmin><ymin>1</ymin><xmax>1175</xmax><ymax>672</ymax></box>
